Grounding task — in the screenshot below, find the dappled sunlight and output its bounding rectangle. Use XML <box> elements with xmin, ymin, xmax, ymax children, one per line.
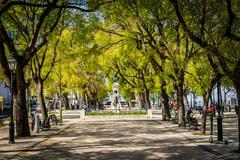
<box><xmin>11</xmin><ymin>120</ymin><xmax>221</xmax><ymax>160</ymax></box>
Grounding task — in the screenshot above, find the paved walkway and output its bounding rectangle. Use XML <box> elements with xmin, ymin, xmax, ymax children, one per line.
<box><xmin>0</xmin><ymin>110</ymin><xmax>81</xmax><ymax>160</ymax></box>
<box><xmin>0</xmin><ymin>110</ymin><xmax>239</xmax><ymax>160</ymax></box>
<box><xmin>6</xmin><ymin>120</ymin><xmax>221</xmax><ymax>160</ymax></box>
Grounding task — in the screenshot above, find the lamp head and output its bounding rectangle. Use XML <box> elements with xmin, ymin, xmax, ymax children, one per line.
<box><xmin>8</xmin><ymin>55</ymin><xmax>17</xmax><ymax>72</ymax></box>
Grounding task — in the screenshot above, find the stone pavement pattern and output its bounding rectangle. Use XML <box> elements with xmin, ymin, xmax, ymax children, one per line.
<box><xmin>9</xmin><ymin>120</ymin><xmax>222</xmax><ymax>160</ymax></box>
<box><xmin>0</xmin><ymin>110</ymin><xmax>81</xmax><ymax>160</ymax></box>
<box><xmin>0</xmin><ymin>110</ymin><xmax>239</xmax><ymax>160</ymax></box>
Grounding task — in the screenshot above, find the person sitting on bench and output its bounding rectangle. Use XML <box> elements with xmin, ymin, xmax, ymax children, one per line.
<box><xmin>187</xmin><ymin>110</ymin><xmax>199</xmax><ymax>126</ymax></box>
<box><xmin>49</xmin><ymin>114</ymin><xmax>60</xmax><ymax>125</ymax></box>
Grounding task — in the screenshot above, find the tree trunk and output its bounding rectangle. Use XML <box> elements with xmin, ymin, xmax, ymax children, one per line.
<box><xmin>176</xmin><ymin>82</ymin><xmax>185</xmax><ymax>127</ymax></box>
<box><xmin>193</xmin><ymin>92</ymin><xmax>197</xmax><ymax>110</ymax></box>
<box><xmin>184</xmin><ymin>94</ymin><xmax>189</xmax><ymax>110</ymax></box>
<box><xmin>14</xmin><ymin>66</ymin><xmax>30</xmax><ymax>137</ymax></box>
<box><xmin>161</xmin><ymin>83</ymin><xmax>171</xmax><ymax>120</ymax></box>
<box><xmin>36</xmin><ymin>81</ymin><xmax>48</xmax><ymax>121</ymax></box>
<box><xmin>84</xmin><ymin>92</ymin><xmax>89</xmax><ymax>108</ymax></box>
<box><xmin>144</xmin><ymin>89</ymin><xmax>151</xmax><ymax>109</ymax></box>
<box><xmin>138</xmin><ymin>93</ymin><xmax>145</xmax><ymax>109</ymax></box>
<box><xmin>200</xmin><ymin>92</ymin><xmax>210</xmax><ymax>134</ymax></box>
<box><xmin>233</xmin><ymin>82</ymin><xmax>240</xmax><ymax>151</ymax></box>
<box><xmin>93</xmin><ymin>93</ymin><xmax>100</xmax><ymax>110</ymax></box>
<box><xmin>200</xmin><ymin>79</ymin><xmax>216</xmax><ymax>135</ymax></box>
<box><xmin>223</xmin><ymin>88</ymin><xmax>229</xmax><ymax>112</ymax></box>
<box><xmin>152</xmin><ymin>93</ymin><xmax>155</xmax><ymax>107</ymax></box>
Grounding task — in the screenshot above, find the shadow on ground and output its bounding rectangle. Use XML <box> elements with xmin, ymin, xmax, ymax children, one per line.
<box><xmin>10</xmin><ymin>120</ymin><xmax>223</xmax><ymax>160</ymax></box>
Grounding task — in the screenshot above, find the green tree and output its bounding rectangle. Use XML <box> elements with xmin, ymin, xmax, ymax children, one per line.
<box><xmin>30</xmin><ymin>26</ymin><xmax>64</xmax><ymax>125</ymax></box>
<box><xmin>0</xmin><ymin>0</ymin><xmax>118</xmax><ymax>137</ymax></box>
<box><xmin>114</xmin><ymin>48</ymin><xmax>155</xmax><ymax>109</ymax></box>
<box><xmin>170</xmin><ymin>0</ymin><xmax>240</xmax><ymax>149</ymax></box>
<box><xmin>98</xmin><ymin>0</ymin><xmax>173</xmax><ymax>120</ymax></box>
<box><xmin>0</xmin><ymin>1</ymin><xmax>63</xmax><ymax>136</ymax></box>
<box><xmin>186</xmin><ymin>54</ymin><xmax>222</xmax><ymax>134</ymax></box>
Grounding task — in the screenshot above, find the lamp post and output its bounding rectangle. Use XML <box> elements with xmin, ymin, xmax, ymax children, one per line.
<box><xmin>8</xmin><ymin>55</ymin><xmax>17</xmax><ymax>144</ymax></box>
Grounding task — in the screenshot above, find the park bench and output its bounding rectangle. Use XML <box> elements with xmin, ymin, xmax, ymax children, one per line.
<box><xmin>0</xmin><ymin>115</ymin><xmax>10</xmax><ymax>127</ymax></box>
<box><xmin>185</xmin><ymin>116</ymin><xmax>200</xmax><ymax>131</ymax></box>
<box><xmin>49</xmin><ymin>114</ymin><xmax>60</xmax><ymax>125</ymax></box>
<box><xmin>171</xmin><ymin>111</ymin><xmax>179</xmax><ymax>124</ymax></box>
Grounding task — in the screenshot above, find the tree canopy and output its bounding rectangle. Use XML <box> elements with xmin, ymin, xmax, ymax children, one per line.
<box><xmin>0</xmin><ymin>1</ymin><xmax>240</xmax><ymax>149</ymax></box>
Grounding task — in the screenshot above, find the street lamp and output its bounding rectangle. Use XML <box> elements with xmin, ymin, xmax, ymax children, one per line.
<box><xmin>8</xmin><ymin>55</ymin><xmax>17</xmax><ymax>144</ymax></box>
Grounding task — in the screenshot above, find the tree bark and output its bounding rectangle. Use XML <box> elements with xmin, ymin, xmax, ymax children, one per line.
<box><xmin>200</xmin><ymin>76</ymin><xmax>219</xmax><ymax>134</ymax></box>
<box><xmin>184</xmin><ymin>94</ymin><xmax>189</xmax><ymax>109</ymax></box>
<box><xmin>176</xmin><ymin>82</ymin><xmax>185</xmax><ymax>127</ymax></box>
<box><xmin>14</xmin><ymin>66</ymin><xmax>30</xmax><ymax>136</ymax></box>
<box><xmin>138</xmin><ymin>93</ymin><xmax>145</xmax><ymax>109</ymax></box>
<box><xmin>200</xmin><ymin>92</ymin><xmax>210</xmax><ymax>134</ymax></box>
<box><xmin>36</xmin><ymin>80</ymin><xmax>48</xmax><ymax>120</ymax></box>
<box><xmin>161</xmin><ymin>82</ymin><xmax>171</xmax><ymax>120</ymax></box>
<box><xmin>144</xmin><ymin>89</ymin><xmax>151</xmax><ymax>109</ymax></box>
<box><xmin>193</xmin><ymin>92</ymin><xmax>197</xmax><ymax>110</ymax></box>
<box><xmin>233</xmin><ymin>81</ymin><xmax>240</xmax><ymax>151</ymax></box>
<box><xmin>175</xmin><ymin>73</ymin><xmax>186</xmax><ymax>127</ymax></box>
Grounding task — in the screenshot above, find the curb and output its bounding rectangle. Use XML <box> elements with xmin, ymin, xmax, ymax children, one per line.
<box><xmin>7</xmin><ymin>122</ymin><xmax>77</xmax><ymax>160</ymax></box>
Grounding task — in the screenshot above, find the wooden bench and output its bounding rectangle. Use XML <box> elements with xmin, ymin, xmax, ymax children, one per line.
<box><xmin>0</xmin><ymin>115</ymin><xmax>9</xmax><ymax>127</ymax></box>
<box><xmin>49</xmin><ymin>114</ymin><xmax>60</xmax><ymax>125</ymax></box>
<box><xmin>171</xmin><ymin>111</ymin><xmax>179</xmax><ymax>124</ymax></box>
<box><xmin>185</xmin><ymin>116</ymin><xmax>200</xmax><ymax>131</ymax></box>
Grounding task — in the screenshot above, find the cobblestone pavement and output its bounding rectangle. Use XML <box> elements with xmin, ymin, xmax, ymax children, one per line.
<box><xmin>10</xmin><ymin>120</ymin><xmax>223</xmax><ymax>160</ymax></box>
<box><xmin>0</xmin><ymin>110</ymin><xmax>81</xmax><ymax>160</ymax></box>
<box><xmin>0</xmin><ymin>110</ymin><xmax>239</xmax><ymax>160</ymax></box>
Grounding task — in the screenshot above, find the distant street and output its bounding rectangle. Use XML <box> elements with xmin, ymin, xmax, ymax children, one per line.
<box><xmin>12</xmin><ymin>120</ymin><xmax>219</xmax><ymax>160</ymax></box>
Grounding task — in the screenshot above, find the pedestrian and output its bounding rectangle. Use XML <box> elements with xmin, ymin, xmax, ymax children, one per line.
<box><xmin>187</xmin><ymin>110</ymin><xmax>198</xmax><ymax>126</ymax></box>
<box><xmin>172</xmin><ymin>100</ymin><xmax>178</xmax><ymax>111</ymax></box>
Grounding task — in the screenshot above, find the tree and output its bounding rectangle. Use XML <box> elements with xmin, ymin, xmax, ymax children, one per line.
<box><xmin>0</xmin><ymin>0</ymin><xmax>117</xmax><ymax>137</ymax></box>
<box><xmin>0</xmin><ymin>1</ymin><xmax>63</xmax><ymax>136</ymax></box>
<box><xmin>114</xmin><ymin>48</ymin><xmax>155</xmax><ymax>109</ymax></box>
<box><xmin>98</xmin><ymin>0</ymin><xmax>173</xmax><ymax>120</ymax></box>
<box><xmin>170</xmin><ymin>0</ymin><xmax>240</xmax><ymax>150</ymax></box>
<box><xmin>123</xmin><ymin>0</ymin><xmax>198</xmax><ymax>125</ymax></box>
<box><xmin>186</xmin><ymin>54</ymin><xmax>222</xmax><ymax>134</ymax></box>
<box><xmin>30</xmin><ymin>27</ymin><xmax>63</xmax><ymax>124</ymax></box>
<box><xmin>48</xmin><ymin>12</ymin><xmax>110</xmax><ymax>110</ymax></box>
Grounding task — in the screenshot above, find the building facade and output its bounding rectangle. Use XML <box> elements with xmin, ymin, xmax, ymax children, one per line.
<box><xmin>0</xmin><ymin>82</ymin><xmax>10</xmax><ymax>105</ymax></box>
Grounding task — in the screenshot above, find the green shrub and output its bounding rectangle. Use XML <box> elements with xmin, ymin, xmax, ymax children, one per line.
<box><xmin>86</xmin><ymin>111</ymin><xmax>147</xmax><ymax>116</ymax></box>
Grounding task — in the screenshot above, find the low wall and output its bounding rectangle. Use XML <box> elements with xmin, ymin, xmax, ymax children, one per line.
<box><xmin>83</xmin><ymin>114</ymin><xmax>148</xmax><ymax>120</ymax></box>
<box><xmin>79</xmin><ymin>109</ymin><xmax>152</xmax><ymax>120</ymax></box>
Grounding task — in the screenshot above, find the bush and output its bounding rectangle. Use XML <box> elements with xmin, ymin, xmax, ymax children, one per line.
<box><xmin>86</xmin><ymin>111</ymin><xmax>147</xmax><ymax>116</ymax></box>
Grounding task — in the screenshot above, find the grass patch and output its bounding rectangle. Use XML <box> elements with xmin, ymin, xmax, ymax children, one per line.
<box><xmin>86</xmin><ymin>111</ymin><xmax>147</xmax><ymax>116</ymax></box>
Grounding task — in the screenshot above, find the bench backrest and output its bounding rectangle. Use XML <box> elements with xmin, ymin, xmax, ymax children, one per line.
<box><xmin>50</xmin><ymin>114</ymin><xmax>58</xmax><ymax>122</ymax></box>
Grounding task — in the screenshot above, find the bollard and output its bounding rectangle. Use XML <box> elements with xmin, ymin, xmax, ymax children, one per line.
<box><xmin>210</xmin><ymin>113</ymin><xmax>213</xmax><ymax>135</ymax></box>
<box><xmin>35</xmin><ymin>113</ymin><xmax>40</xmax><ymax>133</ymax></box>
<box><xmin>148</xmin><ymin>109</ymin><xmax>152</xmax><ymax>119</ymax></box>
<box><xmin>216</xmin><ymin>115</ymin><xmax>223</xmax><ymax>141</ymax></box>
<box><xmin>80</xmin><ymin>109</ymin><xmax>85</xmax><ymax>119</ymax></box>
